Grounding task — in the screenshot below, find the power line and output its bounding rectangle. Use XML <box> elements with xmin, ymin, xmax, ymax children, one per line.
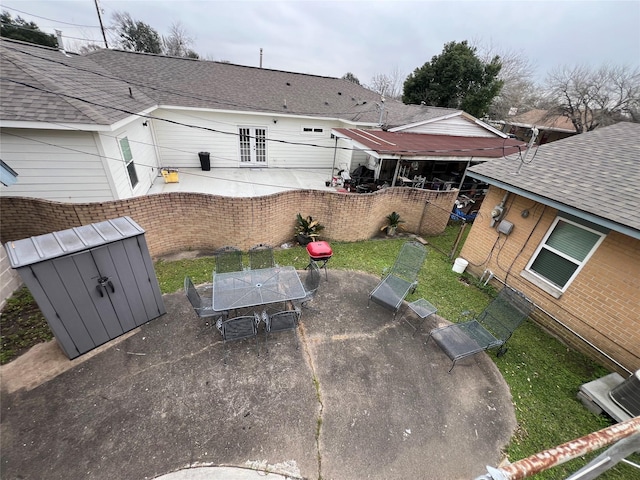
<box><xmin>1</xmin><ymin>42</ymin><xmax>379</xmax><ymax>118</ymax></box>
<box><xmin>0</xmin><ymin>130</ymin><xmax>317</xmax><ymax>192</ymax></box>
<box><xmin>1</xmin><ymin>5</ymin><xmax>104</xmax><ymax>28</ymax></box>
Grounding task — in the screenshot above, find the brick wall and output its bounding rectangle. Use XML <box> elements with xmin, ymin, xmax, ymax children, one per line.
<box><xmin>0</xmin><ymin>247</ymin><xmax>22</xmax><ymax>309</ymax></box>
<box><xmin>460</xmin><ymin>187</ymin><xmax>640</xmax><ymax>374</ymax></box>
<box><xmin>0</xmin><ymin>187</ymin><xmax>457</xmax><ymax>258</ymax></box>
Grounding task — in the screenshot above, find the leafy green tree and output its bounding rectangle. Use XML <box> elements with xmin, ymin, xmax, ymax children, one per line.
<box><xmin>112</xmin><ymin>11</ymin><xmax>162</xmax><ymax>54</ymax></box>
<box><xmin>403</xmin><ymin>40</ymin><xmax>503</xmax><ymax>118</ymax></box>
<box><xmin>0</xmin><ymin>11</ymin><xmax>57</xmax><ymax>47</ymax></box>
<box><xmin>342</xmin><ymin>72</ymin><xmax>361</xmax><ymax>85</ymax></box>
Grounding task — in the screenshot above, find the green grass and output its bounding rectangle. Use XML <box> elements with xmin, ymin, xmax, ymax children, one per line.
<box><xmin>0</xmin><ymin>286</ymin><xmax>53</xmax><ymax>364</ymax></box>
<box><xmin>2</xmin><ymin>231</ymin><xmax>637</xmax><ymax>478</ymax></box>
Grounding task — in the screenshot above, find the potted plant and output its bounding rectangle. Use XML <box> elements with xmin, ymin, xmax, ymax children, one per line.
<box><xmin>295</xmin><ymin>213</ymin><xmax>325</xmax><ymax>245</ymax></box>
<box><xmin>381</xmin><ymin>211</ymin><xmax>405</xmax><ymax>236</ymax></box>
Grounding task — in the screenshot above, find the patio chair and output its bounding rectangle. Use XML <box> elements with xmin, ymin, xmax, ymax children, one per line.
<box><xmin>368</xmin><ymin>241</ymin><xmax>428</xmax><ymax>318</ymax></box>
<box><xmin>427</xmin><ymin>287</ymin><xmax>533</xmax><ymax>372</ymax></box>
<box><xmin>261</xmin><ymin>307</ymin><xmax>302</xmax><ymax>352</ymax></box>
<box><xmin>294</xmin><ymin>260</ymin><xmax>321</xmax><ymax>309</ymax></box>
<box><xmin>248</xmin><ymin>243</ymin><xmax>275</xmax><ymax>269</ymax></box>
<box><xmin>215</xmin><ymin>312</ymin><xmax>261</xmax><ymax>364</ymax></box>
<box><xmin>184</xmin><ymin>276</ymin><xmax>227</xmax><ymax>334</ymax></box>
<box><xmin>214</xmin><ymin>246</ymin><xmax>243</xmax><ymax>273</ymax></box>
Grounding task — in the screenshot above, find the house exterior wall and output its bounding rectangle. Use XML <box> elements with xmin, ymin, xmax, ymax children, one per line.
<box><xmin>399</xmin><ymin>116</ymin><xmax>497</xmax><ymax>137</ymax></box>
<box><xmin>151</xmin><ymin>108</ymin><xmax>348</xmax><ymax>170</ymax></box>
<box><xmin>0</xmin><ymin>129</ymin><xmax>115</xmax><ymax>202</ymax></box>
<box><xmin>97</xmin><ymin>119</ymin><xmax>159</xmax><ymax>199</ymax></box>
<box><xmin>1</xmin><ymin>187</ymin><xmax>456</xmax><ymax>261</ymax></box>
<box><xmin>459</xmin><ymin>186</ymin><xmax>640</xmax><ymax>374</ymax></box>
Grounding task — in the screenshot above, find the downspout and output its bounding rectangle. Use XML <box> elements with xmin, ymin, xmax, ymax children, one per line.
<box><xmin>329</xmin><ymin>135</ymin><xmax>338</xmax><ymax>184</ymax></box>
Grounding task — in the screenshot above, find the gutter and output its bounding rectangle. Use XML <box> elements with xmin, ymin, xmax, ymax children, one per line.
<box><xmin>467</xmin><ymin>171</ymin><xmax>640</xmax><ymax>241</ymax></box>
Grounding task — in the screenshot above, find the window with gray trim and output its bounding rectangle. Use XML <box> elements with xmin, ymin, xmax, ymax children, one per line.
<box><xmin>119</xmin><ymin>137</ymin><xmax>138</xmax><ymax>188</ymax></box>
<box><xmin>525</xmin><ymin>217</ymin><xmax>605</xmax><ymax>291</ymax></box>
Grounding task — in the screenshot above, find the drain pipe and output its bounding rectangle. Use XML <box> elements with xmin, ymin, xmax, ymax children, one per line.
<box><xmin>482</xmin><ymin>273</ymin><xmax>632</xmax><ymax>375</ymax></box>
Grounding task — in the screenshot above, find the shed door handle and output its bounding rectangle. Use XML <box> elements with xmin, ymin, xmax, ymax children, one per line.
<box><xmin>107</xmin><ymin>280</ymin><xmax>115</xmax><ymax>293</ymax></box>
<box><xmin>96</xmin><ymin>285</ymin><xmax>104</xmax><ymax>297</ymax></box>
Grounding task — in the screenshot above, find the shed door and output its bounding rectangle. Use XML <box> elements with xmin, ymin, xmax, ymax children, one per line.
<box><xmin>28</xmin><ymin>240</ymin><xmax>161</xmax><ymax>357</ymax></box>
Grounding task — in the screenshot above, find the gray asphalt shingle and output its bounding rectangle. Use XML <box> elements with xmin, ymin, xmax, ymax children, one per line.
<box><xmin>468</xmin><ymin>122</ymin><xmax>640</xmax><ymax>232</ymax></box>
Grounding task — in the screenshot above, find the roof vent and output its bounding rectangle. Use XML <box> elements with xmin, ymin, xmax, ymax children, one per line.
<box><xmin>324</xmin><ymin>101</ymin><xmax>329</xmax><ymax>105</ymax></box>
<box><xmin>338</xmin><ymin>92</ymin><xmax>342</xmax><ymax>95</ymax></box>
<box><xmin>286</xmin><ymin>82</ymin><xmax>291</xmax><ymax>86</ymax></box>
<box><xmin>283</xmin><ymin>99</ymin><xmax>287</xmax><ymax>109</ymax></box>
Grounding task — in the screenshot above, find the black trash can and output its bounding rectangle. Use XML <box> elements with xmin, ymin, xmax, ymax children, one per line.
<box><xmin>198</xmin><ymin>151</ymin><xmax>211</xmax><ymax>171</ymax></box>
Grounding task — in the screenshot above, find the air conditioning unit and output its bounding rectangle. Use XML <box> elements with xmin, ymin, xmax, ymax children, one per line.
<box><xmin>609</xmin><ymin>370</ymin><xmax>640</xmax><ymax>417</ymax></box>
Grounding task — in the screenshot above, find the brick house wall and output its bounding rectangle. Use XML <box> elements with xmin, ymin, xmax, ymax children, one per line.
<box><xmin>460</xmin><ymin>187</ymin><xmax>640</xmax><ymax>374</ymax></box>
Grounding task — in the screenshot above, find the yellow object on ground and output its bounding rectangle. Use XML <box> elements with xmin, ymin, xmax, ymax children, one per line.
<box><xmin>161</xmin><ymin>169</ymin><xmax>179</xmax><ymax>183</ymax></box>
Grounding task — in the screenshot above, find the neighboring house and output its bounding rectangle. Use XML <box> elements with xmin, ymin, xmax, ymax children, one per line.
<box><xmin>496</xmin><ymin>109</ymin><xmax>577</xmax><ymax>145</ymax></box>
<box><xmin>460</xmin><ymin>122</ymin><xmax>640</xmax><ymax>373</ymax></box>
<box><xmin>2</xmin><ymin>38</ymin><xmax>518</xmax><ymax>203</ymax></box>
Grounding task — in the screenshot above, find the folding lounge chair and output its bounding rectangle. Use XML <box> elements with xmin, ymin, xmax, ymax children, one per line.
<box><xmin>368</xmin><ymin>241</ymin><xmax>427</xmax><ymax>318</ymax></box>
<box><xmin>427</xmin><ymin>287</ymin><xmax>533</xmax><ymax>372</ymax></box>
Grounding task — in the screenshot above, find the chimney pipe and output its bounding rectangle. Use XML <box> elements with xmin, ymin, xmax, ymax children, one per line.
<box><xmin>260</xmin><ymin>48</ymin><xmax>263</xmax><ymax>68</ymax></box>
<box><xmin>54</xmin><ymin>30</ymin><xmax>69</xmax><ymax>56</ymax></box>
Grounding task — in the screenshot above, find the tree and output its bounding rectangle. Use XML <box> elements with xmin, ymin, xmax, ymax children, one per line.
<box><xmin>402</xmin><ymin>40</ymin><xmax>503</xmax><ymax>118</ymax></box>
<box><xmin>0</xmin><ymin>11</ymin><xmax>57</xmax><ymax>47</ymax></box>
<box><xmin>368</xmin><ymin>66</ymin><xmax>404</xmax><ymax>100</ymax></box>
<box><xmin>111</xmin><ymin>11</ymin><xmax>162</xmax><ymax>54</ymax></box>
<box><xmin>342</xmin><ymin>72</ymin><xmax>360</xmax><ymax>85</ymax></box>
<box><xmin>163</xmin><ymin>21</ymin><xmax>199</xmax><ymax>59</ymax></box>
<box><xmin>545</xmin><ymin>64</ymin><xmax>640</xmax><ymax>133</ymax></box>
<box><xmin>475</xmin><ymin>41</ymin><xmax>539</xmax><ymax>120</ymax></box>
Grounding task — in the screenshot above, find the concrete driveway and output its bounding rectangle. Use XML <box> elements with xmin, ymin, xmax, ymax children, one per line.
<box><xmin>0</xmin><ymin>270</ymin><xmax>516</xmax><ymax>480</ymax></box>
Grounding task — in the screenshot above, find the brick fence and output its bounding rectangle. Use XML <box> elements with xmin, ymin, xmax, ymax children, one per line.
<box><xmin>0</xmin><ymin>187</ymin><xmax>457</xmax><ymax>259</ymax></box>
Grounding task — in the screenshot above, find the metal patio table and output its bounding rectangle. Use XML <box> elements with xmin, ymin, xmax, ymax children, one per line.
<box><xmin>212</xmin><ymin>266</ymin><xmax>306</xmax><ymax>312</ymax></box>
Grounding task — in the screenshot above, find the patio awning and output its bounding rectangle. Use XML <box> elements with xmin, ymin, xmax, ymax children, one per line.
<box><xmin>331</xmin><ymin>128</ymin><xmax>526</xmax><ymax>160</ymax></box>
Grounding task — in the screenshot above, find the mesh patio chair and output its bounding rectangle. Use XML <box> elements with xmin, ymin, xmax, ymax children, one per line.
<box><xmin>215</xmin><ymin>312</ymin><xmax>261</xmax><ymax>364</ymax></box>
<box><xmin>261</xmin><ymin>307</ymin><xmax>302</xmax><ymax>352</ymax></box>
<box><xmin>248</xmin><ymin>243</ymin><xmax>276</xmax><ymax>269</ymax></box>
<box><xmin>184</xmin><ymin>276</ymin><xmax>227</xmax><ymax>334</ymax></box>
<box><xmin>214</xmin><ymin>246</ymin><xmax>243</xmax><ymax>273</ymax></box>
<box><xmin>368</xmin><ymin>241</ymin><xmax>428</xmax><ymax>318</ymax></box>
<box><xmin>427</xmin><ymin>287</ymin><xmax>533</xmax><ymax>372</ymax></box>
<box><xmin>294</xmin><ymin>260</ymin><xmax>321</xmax><ymax>309</ymax></box>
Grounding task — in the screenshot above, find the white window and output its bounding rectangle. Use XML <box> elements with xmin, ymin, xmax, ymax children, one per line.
<box><xmin>301</xmin><ymin>126</ymin><xmax>324</xmax><ymax>134</ymax></box>
<box><xmin>119</xmin><ymin>137</ymin><xmax>139</xmax><ymax>188</ymax></box>
<box><xmin>524</xmin><ymin>216</ymin><xmax>605</xmax><ymax>293</ymax></box>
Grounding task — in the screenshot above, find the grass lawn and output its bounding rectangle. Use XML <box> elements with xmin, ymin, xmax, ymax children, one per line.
<box><xmin>3</xmin><ymin>230</ymin><xmax>637</xmax><ymax>478</ymax></box>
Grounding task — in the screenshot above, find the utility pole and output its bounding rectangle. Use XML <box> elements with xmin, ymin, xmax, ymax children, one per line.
<box><xmin>94</xmin><ymin>0</ymin><xmax>109</xmax><ymax>48</ymax></box>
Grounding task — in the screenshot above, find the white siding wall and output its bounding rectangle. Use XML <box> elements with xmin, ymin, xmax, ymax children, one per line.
<box><xmin>98</xmin><ymin>119</ymin><xmax>159</xmax><ymax>199</ymax></box>
<box><xmin>152</xmin><ymin>109</ymin><xmax>343</xmax><ymax>170</ymax></box>
<box><xmin>0</xmin><ymin>129</ymin><xmax>115</xmax><ymax>202</ymax></box>
<box><xmin>400</xmin><ymin>117</ymin><xmax>497</xmax><ymax>137</ymax></box>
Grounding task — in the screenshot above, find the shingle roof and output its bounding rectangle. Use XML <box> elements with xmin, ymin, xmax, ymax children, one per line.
<box><xmin>507</xmin><ymin>108</ymin><xmax>575</xmax><ymax>132</ymax></box>
<box><xmin>333</xmin><ymin>128</ymin><xmax>526</xmax><ymax>158</ymax></box>
<box><xmin>0</xmin><ymin>38</ymin><xmax>472</xmax><ymax>130</ymax></box>
<box><xmin>85</xmin><ymin>48</ymin><xmax>462</xmax><ymax>128</ymax></box>
<box><xmin>1</xmin><ymin>39</ymin><xmax>156</xmax><ymax>125</ymax></box>
<box><xmin>467</xmin><ymin>122</ymin><xmax>640</xmax><ymax>234</ymax></box>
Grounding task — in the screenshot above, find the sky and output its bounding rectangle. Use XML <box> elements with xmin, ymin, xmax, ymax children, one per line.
<box><xmin>2</xmin><ymin>0</ymin><xmax>639</xmax><ymax>87</ymax></box>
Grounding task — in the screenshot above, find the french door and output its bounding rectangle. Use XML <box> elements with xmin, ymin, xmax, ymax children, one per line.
<box><xmin>239</xmin><ymin>127</ymin><xmax>267</xmax><ymax>166</ymax></box>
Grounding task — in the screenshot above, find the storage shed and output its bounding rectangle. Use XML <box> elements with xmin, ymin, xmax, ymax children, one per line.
<box><xmin>3</xmin><ymin>217</ymin><xmax>166</xmax><ymax>359</ymax></box>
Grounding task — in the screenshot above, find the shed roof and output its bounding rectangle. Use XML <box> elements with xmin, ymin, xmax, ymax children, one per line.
<box><xmin>3</xmin><ymin>217</ymin><xmax>145</xmax><ymax>268</ymax></box>
<box><xmin>467</xmin><ymin>122</ymin><xmax>640</xmax><ymax>237</ymax></box>
<box><xmin>332</xmin><ymin>128</ymin><xmax>526</xmax><ymax>158</ymax></box>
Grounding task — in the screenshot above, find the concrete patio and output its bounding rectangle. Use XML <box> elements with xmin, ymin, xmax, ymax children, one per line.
<box><xmin>0</xmin><ymin>270</ymin><xmax>516</xmax><ymax>480</ymax></box>
<box><xmin>147</xmin><ymin>168</ymin><xmax>337</xmax><ymax>197</ymax></box>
